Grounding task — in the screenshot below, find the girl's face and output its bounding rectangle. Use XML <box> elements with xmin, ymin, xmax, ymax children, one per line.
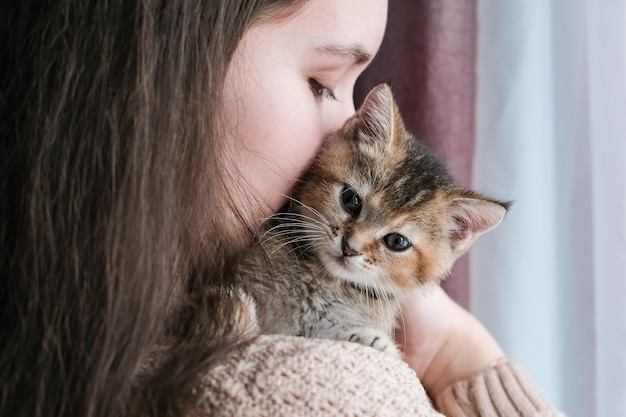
<box><xmin>223</xmin><ymin>0</ymin><xmax>388</xmax><ymax>223</ymax></box>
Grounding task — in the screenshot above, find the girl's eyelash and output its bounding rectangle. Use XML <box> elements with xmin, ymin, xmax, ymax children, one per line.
<box><xmin>309</xmin><ymin>78</ymin><xmax>337</xmax><ymax>101</ymax></box>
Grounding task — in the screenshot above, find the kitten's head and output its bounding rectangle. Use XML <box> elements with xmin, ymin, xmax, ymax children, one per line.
<box><xmin>291</xmin><ymin>83</ymin><xmax>509</xmax><ymax>294</ymax></box>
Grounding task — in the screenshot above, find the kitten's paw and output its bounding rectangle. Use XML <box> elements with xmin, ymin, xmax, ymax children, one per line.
<box><xmin>342</xmin><ymin>328</ymin><xmax>401</xmax><ymax>359</ymax></box>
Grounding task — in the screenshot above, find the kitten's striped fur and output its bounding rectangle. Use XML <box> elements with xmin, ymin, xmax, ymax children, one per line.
<box><xmin>235</xmin><ymin>83</ymin><xmax>509</xmax><ymax>358</ymax></box>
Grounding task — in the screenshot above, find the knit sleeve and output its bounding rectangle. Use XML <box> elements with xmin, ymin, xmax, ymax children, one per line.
<box><xmin>195</xmin><ymin>335</ymin><xmax>443</xmax><ymax>417</ymax></box>
<box><xmin>434</xmin><ymin>361</ymin><xmax>566</xmax><ymax>417</ymax></box>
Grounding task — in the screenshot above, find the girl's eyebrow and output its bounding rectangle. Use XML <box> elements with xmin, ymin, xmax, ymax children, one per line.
<box><xmin>313</xmin><ymin>43</ymin><xmax>372</xmax><ymax>65</ymax></box>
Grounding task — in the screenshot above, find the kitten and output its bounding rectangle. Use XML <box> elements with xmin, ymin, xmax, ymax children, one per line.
<box><xmin>234</xmin><ymin>83</ymin><xmax>509</xmax><ymax>358</ymax></box>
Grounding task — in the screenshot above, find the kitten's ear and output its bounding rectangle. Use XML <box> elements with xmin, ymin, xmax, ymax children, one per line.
<box><xmin>446</xmin><ymin>192</ymin><xmax>510</xmax><ymax>254</ymax></box>
<box><xmin>349</xmin><ymin>83</ymin><xmax>405</xmax><ymax>151</ymax></box>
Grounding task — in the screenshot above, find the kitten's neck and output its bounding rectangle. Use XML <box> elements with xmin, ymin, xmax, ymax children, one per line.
<box><xmin>345</xmin><ymin>280</ymin><xmax>395</xmax><ymax>301</ymax></box>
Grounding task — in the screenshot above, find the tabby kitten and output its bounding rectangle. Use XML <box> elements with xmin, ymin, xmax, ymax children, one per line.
<box><xmin>235</xmin><ymin>83</ymin><xmax>509</xmax><ymax>358</ymax></box>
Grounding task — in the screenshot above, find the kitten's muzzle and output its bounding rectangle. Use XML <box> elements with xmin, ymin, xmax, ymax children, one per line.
<box><xmin>341</xmin><ymin>238</ymin><xmax>360</xmax><ymax>257</ymax></box>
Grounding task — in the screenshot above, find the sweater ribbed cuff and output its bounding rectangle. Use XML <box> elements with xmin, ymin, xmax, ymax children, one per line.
<box><xmin>434</xmin><ymin>362</ymin><xmax>565</xmax><ymax>417</ymax></box>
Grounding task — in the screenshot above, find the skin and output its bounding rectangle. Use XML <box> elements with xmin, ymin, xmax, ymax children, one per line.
<box><xmin>397</xmin><ymin>285</ymin><xmax>504</xmax><ymax>398</ymax></box>
<box><xmin>223</xmin><ymin>0</ymin><xmax>505</xmax><ymax>400</ymax></box>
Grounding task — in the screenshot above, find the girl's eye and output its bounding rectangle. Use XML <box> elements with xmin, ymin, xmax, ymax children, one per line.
<box><xmin>383</xmin><ymin>233</ymin><xmax>411</xmax><ymax>252</ymax></box>
<box><xmin>309</xmin><ymin>78</ymin><xmax>337</xmax><ymax>101</ymax></box>
<box><xmin>340</xmin><ymin>185</ymin><xmax>362</xmax><ymax>217</ymax></box>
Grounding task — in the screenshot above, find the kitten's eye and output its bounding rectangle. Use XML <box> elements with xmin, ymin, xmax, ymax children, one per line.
<box><xmin>383</xmin><ymin>233</ymin><xmax>411</xmax><ymax>252</ymax></box>
<box><xmin>309</xmin><ymin>78</ymin><xmax>337</xmax><ymax>101</ymax></box>
<box><xmin>340</xmin><ymin>185</ymin><xmax>362</xmax><ymax>217</ymax></box>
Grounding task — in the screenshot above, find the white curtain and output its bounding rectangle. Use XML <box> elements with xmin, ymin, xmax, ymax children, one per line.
<box><xmin>471</xmin><ymin>1</ymin><xmax>626</xmax><ymax>416</ymax></box>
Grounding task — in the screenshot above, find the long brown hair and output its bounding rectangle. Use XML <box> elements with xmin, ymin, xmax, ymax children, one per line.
<box><xmin>0</xmin><ymin>1</ymin><xmax>305</xmax><ymax>416</ymax></box>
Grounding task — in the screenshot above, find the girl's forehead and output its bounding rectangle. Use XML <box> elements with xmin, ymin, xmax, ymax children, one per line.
<box><xmin>250</xmin><ymin>0</ymin><xmax>387</xmax><ymax>62</ymax></box>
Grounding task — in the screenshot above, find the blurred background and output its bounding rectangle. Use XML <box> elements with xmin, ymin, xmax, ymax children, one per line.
<box><xmin>356</xmin><ymin>1</ymin><xmax>625</xmax><ymax>416</ymax></box>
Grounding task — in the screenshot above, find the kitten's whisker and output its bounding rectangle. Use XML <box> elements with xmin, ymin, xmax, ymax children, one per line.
<box><xmin>266</xmin><ymin>234</ymin><xmax>321</xmax><ymax>253</ymax></box>
<box><xmin>266</xmin><ymin>233</ymin><xmax>328</xmax><ymax>257</ymax></box>
<box><xmin>294</xmin><ymin>239</ymin><xmax>327</xmax><ymax>253</ymax></box>
<box><xmin>263</xmin><ymin>232</ymin><xmax>326</xmax><ymax>251</ymax></box>
<box><xmin>266</xmin><ymin>232</ymin><xmax>326</xmax><ymax>250</ymax></box>
<box><xmin>397</xmin><ymin>307</ymin><xmax>408</xmax><ymax>352</ymax></box>
<box><xmin>266</xmin><ymin>220</ymin><xmax>327</xmax><ymax>237</ymax></box>
<box><xmin>395</xmin><ymin>286</ymin><xmax>418</xmax><ymax>355</ymax></box>
<box><xmin>375</xmin><ymin>272</ymin><xmax>399</xmax><ymax>328</ymax></box>
<box><xmin>262</xmin><ymin>218</ymin><xmax>325</xmax><ymax>235</ymax></box>
<box><xmin>261</xmin><ymin>226</ymin><xmax>324</xmax><ymax>242</ymax></box>
<box><xmin>260</xmin><ymin>224</ymin><xmax>328</xmax><ymax>242</ymax></box>
<box><xmin>260</xmin><ymin>224</ymin><xmax>325</xmax><ymax>245</ymax></box>
<box><xmin>380</xmin><ymin>270</ymin><xmax>403</xmax><ymax>299</ymax></box>
<box><xmin>282</xmin><ymin>196</ymin><xmax>330</xmax><ymax>228</ymax></box>
<box><xmin>281</xmin><ymin>237</ymin><xmax>329</xmax><ymax>258</ymax></box>
<box><xmin>263</xmin><ymin>232</ymin><xmax>316</xmax><ymax>253</ymax></box>
<box><xmin>276</xmin><ymin>210</ymin><xmax>329</xmax><ymax>231</ymax></box>
<box><xmin>284</xmin><ymin>240</ymin><xmax>321</xmax><ymax>257</ymax></box>
<box><xmin>373</xmin><ymin>276</ymin><xmax>389</xmax><ymax>317</ymax></box>
<box><xmin>283</xmin><ymin>223</ymin><xmax>326</xmax><ymax>236</ymax></box>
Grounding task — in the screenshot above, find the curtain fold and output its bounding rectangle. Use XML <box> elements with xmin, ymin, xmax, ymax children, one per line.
<box><xmin>473</xmin><ymin>1</ymin><xmax>626</xmax><ymax>416</ymax></box>
<box><xmin>472</xmin><ymin>1</ymin><xmax>564</xmax><ymax>410</ymax></box>
<box><xmin>587</xmin><ymin>2</ymin><xmax>626</xmax><ymax>416</ymax></box>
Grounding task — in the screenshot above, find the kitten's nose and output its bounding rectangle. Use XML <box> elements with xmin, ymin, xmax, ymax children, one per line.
<box><xmin>341</xmin><ymin>238</ymin><xmax>360</xmax><ymax>257</ymax></box>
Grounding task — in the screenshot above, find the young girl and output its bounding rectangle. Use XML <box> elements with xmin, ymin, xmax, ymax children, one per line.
<box><xmin>0</xmin><ymin>0</ymin><xmax>562</xmax><ymax>416</ymax></box>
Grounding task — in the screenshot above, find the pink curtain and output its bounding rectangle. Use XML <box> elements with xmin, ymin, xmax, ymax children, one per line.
<box><xmin>356</xmin><ymin>0</ymin><xmax>477</xmax><ymax>307</ymax></box>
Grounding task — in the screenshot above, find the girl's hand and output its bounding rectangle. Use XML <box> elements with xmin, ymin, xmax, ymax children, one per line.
<box><xmin>396</xmin><ymin>285</ymin><xmax>505</xmax><ymax>398</ymax></box>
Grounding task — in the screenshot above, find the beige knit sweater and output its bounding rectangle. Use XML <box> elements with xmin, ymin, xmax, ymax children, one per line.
<box><xmin>195</xmin><ymin>335</ymin><xmax>564</xmax><ymax>417</ymax></box>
